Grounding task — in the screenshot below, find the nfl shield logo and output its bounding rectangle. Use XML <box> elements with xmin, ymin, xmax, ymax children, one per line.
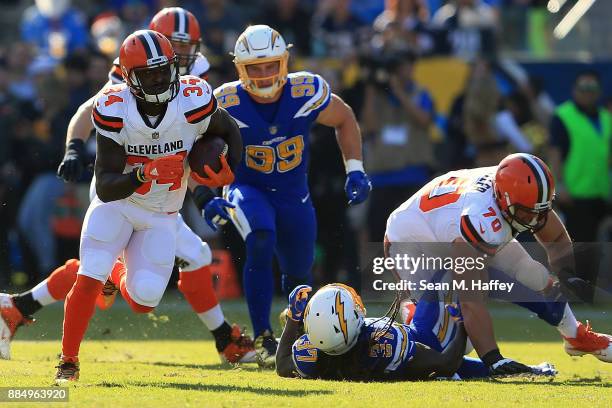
<box><xmin>269</xmin><ymin>126</ymin><xmax>278</xmax><ymax>135</ymax></box>
<box><xmin>152</xmin><ymin>131</ymin><xmax>159</xmax><ymax>140</ymax></box>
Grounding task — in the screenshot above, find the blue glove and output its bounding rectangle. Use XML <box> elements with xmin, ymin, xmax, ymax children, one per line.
<box><xmin>287</xmin><ymin>285</ymin><xmax>312</xmax><ymax>322</ymax></box>
<box><xmin>345</xmin><ymin>171</ymin><xmax>372</xmax><ymax>205</ymax></box>
<box><xmin>203</xmin><ymin>197</ymin><xmax>235</xmax><ymax>231</ymax></box>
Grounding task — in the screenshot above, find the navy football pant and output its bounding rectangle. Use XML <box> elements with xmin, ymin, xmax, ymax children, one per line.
<box><xmin>228</xmin><ymin>184</ymin><xmax>316</xmax><ymax>336</ymax></box>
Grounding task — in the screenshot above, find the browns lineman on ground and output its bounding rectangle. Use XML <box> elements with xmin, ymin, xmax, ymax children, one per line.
<box><xmin>49</xmin><ymin>29</ymin><xmax>243</xmax><ymax>384</ymax></box>
<box><xmin>0</xmin><ymin>8</ymin><xmax>256</xmax><ymax>366</ymax></box>
<box><xmin>385</xmin><ymin>153</ymin><xmax>611</xmax><ymax>376</ymax></box>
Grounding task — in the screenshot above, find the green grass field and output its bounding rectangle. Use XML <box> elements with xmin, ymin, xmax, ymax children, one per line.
<box><xmin>1</xmin><ymin>292</ymin><xmax>611</xmax><ymax>407</ymax></box>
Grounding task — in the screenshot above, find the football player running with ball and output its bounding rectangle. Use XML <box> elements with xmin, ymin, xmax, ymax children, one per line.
<box><xmin>1</xmin><ymin>8</ymin><xmax>257</xmax><ymax>366</ymax></box>
<box><xmin>208</xmin><ymin>25</ymin><xmax>371</xmax><ymax>366</ymax></box>
<box><xmin>52</xmin><ymin>29</ymin><xmax>243</xmax><ymax>384</ymax></box>
<box><xmin>385</xmin><ymin>153</ymin><xmax>611</xmax><ymax>376</ymax></box>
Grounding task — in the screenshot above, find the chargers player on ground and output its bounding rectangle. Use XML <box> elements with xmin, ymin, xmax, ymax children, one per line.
<box><xmin>0</xmin><ymin>8</ymin><xmax>256</xmax><ymax>365</ymax></box>
<box><xmin>207</xmin><ymin>25</ymin><xmax>371</xmax><ymax>366</ymax></box>
<box><xmin>50</xmin><ymin>29</ymin><xmax>243</xmax><ymax>384</ymax></box>
<box><xmin>385</xmin><ymin>153</ymin><xmax>612</xmax><ymax>375</ymax></box>
<box><xmin>276</xmin><ymin>284</ymin><xmax>556</xmax><ymax>380</ymax></box>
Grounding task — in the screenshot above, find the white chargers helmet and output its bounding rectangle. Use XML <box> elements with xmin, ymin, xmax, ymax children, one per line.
<box><xmin>303</xmin><ymin>284</ymin><xmax>366</xmax><ymax>356</ymax></box>
<box><xmin>232</xmin><ymin>24</ymin><xmax>290</xmax><ymax>98</ymax></box>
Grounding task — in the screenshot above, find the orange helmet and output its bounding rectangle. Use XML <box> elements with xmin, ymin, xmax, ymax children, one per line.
<box><xmin>149</xmin><ymin>7</ymin><xmax>201</xmax><ymax>75</ymax></box>
<box><xmin>494</xmin><ymin>153</ymin><xmax>555</xmax><ymax>232</ymax></box>
<box><xmin>119</xmin><ymin>29</ymin><xmax>179</xmax><ymax>104</ymax></box>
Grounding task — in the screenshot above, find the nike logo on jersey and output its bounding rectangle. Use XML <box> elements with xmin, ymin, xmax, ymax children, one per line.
<box><xmin>301</xmin><ymin>193</ymin><xmax>310</xmax><ymax>203</ymax></box>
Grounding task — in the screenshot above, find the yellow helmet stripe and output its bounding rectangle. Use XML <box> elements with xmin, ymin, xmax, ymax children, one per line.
<box><xmin>335</xmin><ymin>291</ymin><xmax>349</xmax><ymax>344</ymax></box>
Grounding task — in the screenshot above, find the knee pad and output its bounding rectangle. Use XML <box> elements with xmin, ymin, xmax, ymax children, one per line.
<box><xmin>142</xmin><ymin>229</ymin><xmax>176</xmax><ymax>266</ymax></box>
<box><xmin>127</xmin><ymin>272</ymin><xmax>167</xmax><ymax>307</ymax></box>
<box><xmin>79</xmin><ymin>247</ymin><xmax>116</xmax><ymax>282</ymax></box>
<box><xmin>177</xmin><ymin>242</ymin><xmax>212</xmax><ymax>272</ymax></box>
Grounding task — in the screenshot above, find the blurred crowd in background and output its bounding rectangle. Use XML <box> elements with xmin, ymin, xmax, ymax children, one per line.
<box><xmin>1</xmin><ymin>0</ymin><xmax>611</xmax><ymax>298</ymax></box>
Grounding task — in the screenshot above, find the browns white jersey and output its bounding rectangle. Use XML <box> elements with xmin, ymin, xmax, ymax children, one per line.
<box><xmin>108</xmin><ymin>53</ymin><xmax>210</xmax><ymax>84</ymax></box>
<box><xmin>386</xmin><ymin>167</ymin><xmax>514</xmax><ymax>255</ymax></box>
<box><xmin>91</xmin><ymin>75</ymin><xmax>217</xmax><ymax>213</ymax></box>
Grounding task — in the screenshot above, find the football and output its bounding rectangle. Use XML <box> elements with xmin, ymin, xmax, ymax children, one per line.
<box><xmin>188</xmin><ymin>136</ymin><xmax>228</xmax><ymax>179</ymax></box>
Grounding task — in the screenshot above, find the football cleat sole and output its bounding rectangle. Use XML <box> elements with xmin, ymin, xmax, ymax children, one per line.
<box><xmin>564</xmin><ymin>335</ymin><xmax>612</xmax><ymax>362</ymax></box>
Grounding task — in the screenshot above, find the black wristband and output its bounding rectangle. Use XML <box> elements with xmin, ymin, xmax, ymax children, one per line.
<box><xmin>192</xmin><ymin>185</ymin><xmax>216</xmax><ymax>209</ymax></box>
<box><xmin>481</xmin><ymin>348</ymin><xmax>504</xmax><ymax>367</ymax></box>
<box><xmin>66</xmin><ymin>138</ymin><xmax>85</xmax><ymax>154</ymax></box>
<box><xmin>129</xmin><ymin>169</ymin><xmax>144</xmax><ymax>187</ymax></box>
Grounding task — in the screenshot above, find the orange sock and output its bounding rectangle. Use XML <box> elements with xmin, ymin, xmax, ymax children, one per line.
<box><xmin>61</xmin><ymin>275</ymin><xmax>103</xmax><ymax>359</ymax></box>
<box><xmin>110</xmin><ymin>260</ymin><xmax>126</xmax><ymax>285</ymax></box>
<box><xmin>111</xmin><ymin>261</ymin><xmax>154</xmax><ymax>314</ymax></box>
<box><xmin>47</xmin><ymin>259</ymin><xmax>80</xmax><ymax>301</ymax></box>
<box><xmin>177</xmin><ymin>266</ymin><xmax>219</xmax><ymax>313</ymax></box>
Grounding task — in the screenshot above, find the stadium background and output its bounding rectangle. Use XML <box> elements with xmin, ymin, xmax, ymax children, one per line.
<box><xmin>0</xmin><ymin>0</ymin><xmax>611</xmax><ymax>299</ymax></box>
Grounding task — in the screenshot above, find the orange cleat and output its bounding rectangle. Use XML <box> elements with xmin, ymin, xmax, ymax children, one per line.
<box><xmin>95</xmin><ymin>279</ymin><xmax>119</xmax><ymax>311</ymax></box>
<box><xmin>564</xmin><ymin>321</ymin><xmax>612</xmax><ymax>363</ymax></box>
<box><xmin>0</xmin><ymin>294</ymin><xmax>33</xmax><ymax>360</ymax></box>
<box><xmin>219</xmin><ymin>324</ymin><xmax>257</xmax><ymax>364</ymax></box>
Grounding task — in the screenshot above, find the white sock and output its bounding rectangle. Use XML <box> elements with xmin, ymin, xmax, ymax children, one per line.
<box><xmin>30</xmin><ymin>280</ymin><xmax>56</xmax><ymax>306</ymax></box>
<box><xmin>197</xmin><ymin>304</ymin><xmax>225</xmax><ymax>331</ymax></box>
<box><xmin>556</xmin><ymin>303</ymin><xmax>579</xmax><ymax>338</ymax></box>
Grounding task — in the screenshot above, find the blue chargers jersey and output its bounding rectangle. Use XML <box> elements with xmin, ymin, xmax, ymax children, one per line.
<box><xmin>214</xmin><ymin>72</ymin><xmax>331</xmax><ymax>193</ymax></box>
<box><xmin>292</xmin><ymin>318</ymin><xmax>417</xmax><ymax>380</ymax></box>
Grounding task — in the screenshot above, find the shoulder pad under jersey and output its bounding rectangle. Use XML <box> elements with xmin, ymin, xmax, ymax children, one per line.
<box><xmin>287</xmin><ymin>71</ymin><xmax>331</xmax><ymax>119</ymax></box>
<box><xmin>179</xmin><ymin>75</ymin><xmax>217</xmax><ymax>125</ymax></box>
